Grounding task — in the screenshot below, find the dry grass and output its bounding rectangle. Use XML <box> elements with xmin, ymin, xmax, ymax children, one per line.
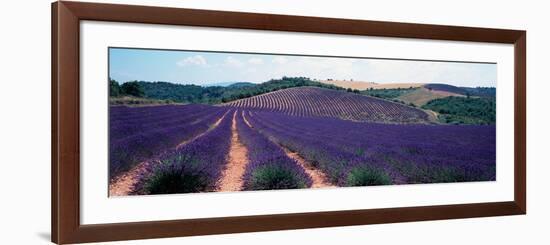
<box><xmin>397</xmin><ymin>88</ymin><xmax>464</xmax><ymax>106</ymax></box>
<box><xmin>109</xmin><ymin>96</ymin><xmax>180</xmax><ymax>106</ymax></box>
<box><xmin>319</xmin><ymin>80</ymin><xmax>424</xmax><ymax>90</ymax></box>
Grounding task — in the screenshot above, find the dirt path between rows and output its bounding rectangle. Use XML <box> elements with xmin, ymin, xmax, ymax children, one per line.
<box><xmin>282</xmin><ymin>147</ymin><xmax>335</xmax><ymax>188</ymax></box>
<box><xmin>109</xmin><ymin>111</ymin><xmax>229</xmax><ymax>197</ymax></box>
<box><xmin>242</xmin><ymin>112</ymin><xmax>335</xmax><ymax>189</ymax></box>
<box><xmin>216</xmin><ymin>111</ymin><xmax>249</xmax><ymax>192</ymax></box>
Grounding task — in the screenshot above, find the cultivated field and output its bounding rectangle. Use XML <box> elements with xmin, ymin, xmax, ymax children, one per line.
<box><xmin>225</xmin><ymin>87</ymin><xmax>431</xmax><ymax>124</ymax></box>
<box><xmin>109</xmin><ymin>86</ymin><xmax>496</xmax><ymax>196</ymax></box>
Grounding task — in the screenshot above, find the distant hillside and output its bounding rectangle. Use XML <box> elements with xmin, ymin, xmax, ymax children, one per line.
<box><xmin>202</xmin><ymin>81</ymin><xmax>235</xmax><ymax>87</ymax></box>
<box><xmin>227</xmin><ymin>82</ymin><xmax>256</xmax><ymax>88</ymax></box>
<box><xmin>362</xmin><ymin>83</ymin><xmax>494</xmax><ymax>107</ymax></box>
<box><xmin>348</xmin><ymin>82</ymin><xmax>496</xmax><ymax>125</ymax></box>
<box><xmin>319</xmin><ymin>79</ymin><xmax>424</xmax><ymax>90</ymax></box>
<box><xmin>115</xmin><ymin>77</ymin><xmax>346</xmax><ymax>104</ymax></box>
<box><xmin>225</xmin><ymin>87</ymin><xmax>431</xmax><ymax>124</ymax></box>
<box><xmin>424</xmin><ymin>84</ymin><xmax>496</xmax><ymax>98</ymax></box>
<box><xmin>461</xmin><ymin>87</ymin><xmax>496</xmax><ymax>97</ymax></box>
<box><xmin>321</xmin><ymin>80</ymin><xmax>495</xmax><ymax>97</ymax></box>
<box><xmin>424</xmin><ymin>84</ymin><xmax>468</xmax><ymax>95</ymax></box>
<box><xmin>273</xmin><ymin>80</ymin><xmax>494</xmax><ymax>125</ymax></box>
<box><xmin>397</xmin><ymin>88</ymin><xmax>464</xmax><ymax>106</ymax></box>
<box><xmin>203</xmin><ymin>81</ymin><xmax>257</xmax><ymax>87</ymax></box>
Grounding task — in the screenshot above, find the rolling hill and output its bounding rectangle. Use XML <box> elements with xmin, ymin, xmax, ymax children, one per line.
<box><xmin>224</xmin><ymin>86</ymin><xmax>431</xmax><ymax>124</ymax></box>
<box><xmin>397</xmin><ymin>84</ymin><xmax>495</xmax><ymax>106</ymax></box>
<box><xmin>397</xmin><ymin>88</ymin><xmax>465</xmax><ymax>106</ymax></box>
<box><xmin>354</xmin><ymin>82</ymin><xmax>492</xmax><ymax>107</ymax></box>
<box><xmin>424</xmin><ymin>83</ymin><xmax>468</xmax><ymax>94</ymax></box>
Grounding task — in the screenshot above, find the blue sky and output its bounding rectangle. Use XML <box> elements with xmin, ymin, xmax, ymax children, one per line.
<box><xmin>109</xmin><ymin>48</ymin><xmax>496</xmax><ymax>87</ymax></box>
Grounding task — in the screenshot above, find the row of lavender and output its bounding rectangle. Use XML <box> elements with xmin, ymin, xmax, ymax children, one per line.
<box><xmin>133</xmin><ymin>110</ymin><xmax>312</xmax><ymax>194</ymax></box>
<box><xmin>110</xmin><ymin>104</ymin><xmax>217</xmax><ymax>140</ymax></box>
<box><xmin>245</xmin><ymin>111</ymin><xmax>495</xmax><ymax>186</ymax></box>
<box><xmin>109</xmin><ymin>104</ymin><xmax>208</xmax><ymax>122</ymax></box>
<box><xmin>225</xmin><ymin>87</ymin><xmax>431</xmax><ymax>124</ymax></box>
<box><xmin>109</xmin><ymin>105</ymin><xmax>226</xmax><ymax>180</ymax></box>
<box><xmin>235</xmin><ymin>111</ymin><xmax>312</xmax><ymax>190</ymax></box>
<box><xmin>132</xmin><ymin>110</ymin><xmax>235</xmax><ymax>194</ymax></box>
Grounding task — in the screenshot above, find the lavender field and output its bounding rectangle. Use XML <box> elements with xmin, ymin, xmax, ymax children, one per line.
<box><xmin>245</xmin><ymin>111</ymin><xmax>495</xmax><ymax>185</ymax></box>
<box><xmin>109</xmin><ymin>105</ymin><xmax>226</xmax><ymax>179</ymax></box>
<box><xmin>108</xmin><ymin>87</ymin><xmax>495</xmax><ymax>196</ymax></box>
<box><xmin>107</xmin><ymin>47</ymin><xmax>497</xmax><ymax>196</ymax></box>
<box><xmin>226</xmin><ymin>87</ymin><xmax>430</xmax><ymax>123</ymax></box>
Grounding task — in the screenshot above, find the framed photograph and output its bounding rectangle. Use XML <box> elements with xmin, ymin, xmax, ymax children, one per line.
<box><xmin>52</xmin><ymin>1</ymin><xmax>526</xmax><ymax>244</ymax></box>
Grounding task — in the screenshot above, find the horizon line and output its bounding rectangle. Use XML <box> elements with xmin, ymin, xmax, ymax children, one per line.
<box><xmin>111</xmin><ymin>77</ymin><xmax>496</xmax><ymax>88</ymax></box>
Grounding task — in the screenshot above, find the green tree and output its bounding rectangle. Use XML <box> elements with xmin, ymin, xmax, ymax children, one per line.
<box><xmin>109</xmin><ymin>78</ymin><xmax>121</xmax><ymax>97</ymax></box>
<box><xmin>422</xmin><ymin>96</ymin><xmax>496</xmax><ymax>125</ymax></box>
<box><xmin>121</xmin><ymin>81</ymin><xmax>145</xmax><ymax>97</ymax></box>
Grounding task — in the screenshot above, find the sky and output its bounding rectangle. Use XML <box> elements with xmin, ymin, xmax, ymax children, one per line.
<box><xmin>109</xmin><ymin>48</ymin><xmax>497</xmax><ymax>87</ymax></box>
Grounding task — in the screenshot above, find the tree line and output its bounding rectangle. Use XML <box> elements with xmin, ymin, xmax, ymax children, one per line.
<box><xmin>109</xmin><ymin>77</ymin><xmax>346</xmax><ymax>104</ymax></box>
<box><xmin>110</xmin><ymin>78</ymin><xmax>144</xmax><ymax>97</ymax></box>
<box><xmin>422</xmin><ymin>96</ymin><xmax>496</xmax><ymax>125</ymax></box>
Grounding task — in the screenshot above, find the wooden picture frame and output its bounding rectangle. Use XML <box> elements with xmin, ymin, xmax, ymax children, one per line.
<box><xmin>51</xmin><ymin>1</ymin><xmax>526</xmax><ymax>244</ymax></box>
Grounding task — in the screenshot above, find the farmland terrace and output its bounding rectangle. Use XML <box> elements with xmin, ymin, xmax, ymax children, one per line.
<box><xmin>224</xmin><ymin>86</ymin><xmax>432</xmax><ymax>124</ymax></box>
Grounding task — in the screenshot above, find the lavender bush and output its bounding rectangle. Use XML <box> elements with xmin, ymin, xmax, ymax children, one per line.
<box><xmin>235</xmin><ymin>111</ymin><xmax>312</xmax><ymax>190</ymax></box>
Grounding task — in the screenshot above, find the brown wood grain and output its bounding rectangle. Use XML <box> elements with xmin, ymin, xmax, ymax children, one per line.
<box><xmin>51</xmin><ymin>1</ymin><xmax>527</xmax><ymax>244</ymax></box>
<box><xmin>514</xmin><ymin>33</ymin><xmax>527</xmax><ymax>213</ymax></box>
<box><xmin>51</xmin><ymin>2</ymin><xmax>58</xmax><ymax>243</ymax></box>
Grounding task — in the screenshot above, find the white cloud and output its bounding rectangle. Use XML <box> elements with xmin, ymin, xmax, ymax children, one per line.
<box><xmin>272</xmin><ymin>57</ymin><xmax>288</xmax><ymax>65</ymax></box>
<box><xmin>357</xmin><ymin>59</ymin><xmax>496</xmax><ymax>86</ymax></box>
<box><xmin>177</xmin><ymin>55</ymin><xmax>207</xmax><ymax>67</ymax></box>
<box><xmin>248</xmin><ymin>57</ymin><xmax>264</xmax><ymax>65</ymax></box>
<box><xmin>224</xmin><ymin>56</ymin><xmax>244</xmax><ymax>68</ymax></box>
<box><xmin>172</xmin><ymin>53</ymin><xmax>495</xmax><ymax>87</ymax></box>
<box><xmin>262</xmin><ymin>56</ymin><xmax>357</xmax><ymax>81</ymax></box>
